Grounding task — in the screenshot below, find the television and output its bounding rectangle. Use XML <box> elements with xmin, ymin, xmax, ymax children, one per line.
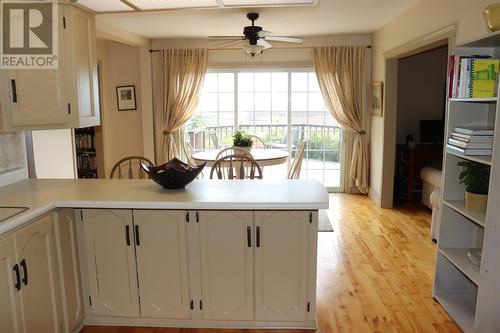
<box><xmin>420</xmin><ymin>120</ymin><xmax>444</xmax><ymax>144</ymax></box>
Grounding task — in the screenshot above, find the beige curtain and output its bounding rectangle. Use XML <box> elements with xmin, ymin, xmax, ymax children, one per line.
<box><xmin>312</xmin><ymin>46</ymin><xmax>368</xmax><ymax>193</ymax></box>
<box><xmin>153</xmin><ymin>49</ymin><xmax>208</xmax><ymax>163</ymax></box>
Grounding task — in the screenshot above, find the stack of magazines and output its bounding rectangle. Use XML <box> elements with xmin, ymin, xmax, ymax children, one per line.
<box><xmin>447</xmin><ymin>126</ymin><xmax>494</xmax><ymax>156</ymax></box>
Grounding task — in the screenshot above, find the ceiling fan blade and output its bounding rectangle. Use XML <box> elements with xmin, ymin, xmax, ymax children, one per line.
<box><xmin>265</xmin><ymin>36</ymin><xmax>303</xmax><ymax>44</ymax></box>
<box><xmin>257</xmin><ymin>30</ymin><xmax>273</xmax><ymax>38</ymax></box>
<box><xmin>216</xmin><ymin>39</ymin><xmax>247</xmax><ymax>48</ymax></box>
<box><xmin>209</xmin><ymin>36</ymin><xmax>245</xmax><ymax>40</ymax></box>
<box><xmin>257</xmin><ymin>39</ymin><xmax>272</xmax><ymax>49</ymax></box>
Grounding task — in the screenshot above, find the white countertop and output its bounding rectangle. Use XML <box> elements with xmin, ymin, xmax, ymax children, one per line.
<box><xmin>0</xmin><ymin>179</ymin><xmax>329</xmax><ymax>235</ymax></box>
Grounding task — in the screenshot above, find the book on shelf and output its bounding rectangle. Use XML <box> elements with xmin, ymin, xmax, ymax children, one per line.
<box><xmin>471</xmin><ymin>59</ymin><xmax>500</xmax><ymax>98</ymax></box>
<box><xmin>451</xmin><ymin>132</ymin><xmax>494</xmax><ymax>142</ymax></box>
<box><xmin>448</xmin><ymin>138</ymin><xmax>493</xmax><ymax>149</ymax></box>
<box><xmin>453</xmin><ymin>126</ymin><xmax>494</xmax><ymax>136</ymax></box>
<box><xmin>448</xmin><ymin>55</ymin><xmax>499</xmax><ymax>98</ymax></box>
<box><xmin>447</xmin><ymin>143</ymin><xmax>492</xmax><ymax>156</ymax></box>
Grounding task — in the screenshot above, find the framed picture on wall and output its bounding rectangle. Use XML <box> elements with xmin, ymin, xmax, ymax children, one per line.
<box><xmin>116</xmin><ymin>85</ymin><xmax>137</xmax><ymax>111</ymax></box>
<box><xmin>371</xmin><ymin>82</ymin><xmax>383</xmax><ymax>117</ymax></box>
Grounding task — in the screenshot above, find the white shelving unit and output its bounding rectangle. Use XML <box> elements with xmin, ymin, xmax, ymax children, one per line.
<box><xmin>435</xmin><ymin>33</ymin><xmax>500</xmax><ymax>332</ymax></box>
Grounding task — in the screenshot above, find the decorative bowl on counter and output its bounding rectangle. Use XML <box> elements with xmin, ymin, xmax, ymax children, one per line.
<box><xmin>141</xmin><ymin>158</ymin><xmax>206</xmax><ymax>189</ymax></box>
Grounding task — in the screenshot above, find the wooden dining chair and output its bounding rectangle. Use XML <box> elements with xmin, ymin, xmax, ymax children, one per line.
<box><xmin>248</xmin><ymin>135</ymin><xmax>266</xmax><ymax>148</ymax></box>
<box><xmin>215</xmin><ymin>146</ymin><xmax>253</xmax><ymax>160</ymax></box>
<box><xmin>287</xmin><ymin>140</ymin><xmax>307</xmax><ymax>179</ymax></box>
<box><xmin>210</xmin><ymin>154</ymin><xmax>263</xmax><ymax>180</ymax></box>
<box><xmin>110</xmin><ymin>156</ymin><xmax>153</xmax><ymax>179</ymax></box>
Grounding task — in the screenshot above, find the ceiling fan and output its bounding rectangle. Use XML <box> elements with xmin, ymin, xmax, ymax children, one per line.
<box><xmin>209</xmin><ymin>13</ymin><xmax>303</xmax><ymax>57</ymax></box>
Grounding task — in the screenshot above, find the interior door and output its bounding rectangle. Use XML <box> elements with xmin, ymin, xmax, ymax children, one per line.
<box><xmin>0</xmin><ymin>236</ymin><xmax>23</xmax><ymax>333</ymax></box>
<box><xmin>199</xmin><ymin>211</ymin><xmax>254</xmax><ymax>320</ymax></box>
<box><xmin>14</xmin><ymin>214</ymin><xmax>62</xmax><ymax>332</ymax></box>
<box><xmin>54</xmin><ymin>209</ymin><xmax>83</xmax><ymax>331</ymax></box>
<box><xmin>82</xmin><ymin>209</ymin><xmax>139</xmax><ymax>317</ymax></box>
<box><xmin>254</xmin><ymin>211</ymin><xmax>310</xmax><ymax>321</ymax></box>
<box><xmin>133</xmin><ymin>210</ymin><xmax>191</xmax><ymax>319</ymax></box>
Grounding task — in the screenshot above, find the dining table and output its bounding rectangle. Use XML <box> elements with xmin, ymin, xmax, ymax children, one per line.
<box><xmin>191</xmin><ymin>148</ymin><xmax>289</xmax><ymax>167</ymax></box>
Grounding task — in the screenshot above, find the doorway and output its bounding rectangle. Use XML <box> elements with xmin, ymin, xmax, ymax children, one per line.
<box><xmin>378</xmin><ymin>26</ymin><xmax>456</xmax><ymax>208</ymax></box>
<box><xmin>393</xmin><ymin>45</ymin><xmax>448</xmax><ymax>206</ymax></box>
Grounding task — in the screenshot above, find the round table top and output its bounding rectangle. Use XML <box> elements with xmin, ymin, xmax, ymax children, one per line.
<box><xmin>192</xmin><ymin>148</ymin><xmax>289</xmax><ymax>167</ymax></box>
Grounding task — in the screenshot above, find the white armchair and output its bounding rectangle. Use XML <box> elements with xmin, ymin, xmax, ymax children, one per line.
<box><xmin>420</xmin><ymin>167</ymin><xmax>443</xmax><ymax>242</ymax></box>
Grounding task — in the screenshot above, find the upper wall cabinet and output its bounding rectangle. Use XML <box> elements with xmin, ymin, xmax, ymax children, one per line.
<box><xmin>0</xmin><ymin>4</ymin><xmax>100</xmax><ymax>132</ymax></box>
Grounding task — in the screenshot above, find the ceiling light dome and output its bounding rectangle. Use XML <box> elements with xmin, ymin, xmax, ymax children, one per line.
<box><xmin>244</xmin><ymin>44</ymin><xmax>265</xmax><ymax>57</ymax></box>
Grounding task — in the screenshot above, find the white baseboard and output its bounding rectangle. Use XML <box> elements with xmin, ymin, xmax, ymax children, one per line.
<box><xmin>368</xmin><ymin>186</ymin><xmax>381</xmax><ymax>207</ymax></box>
<box><xmin>83</xmin><ymin>314</ymin><xmax>317</xmax><ymax>330</ymax></box>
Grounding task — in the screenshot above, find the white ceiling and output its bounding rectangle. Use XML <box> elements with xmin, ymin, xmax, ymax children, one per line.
<box><xmin>90</xmin><ymin>0</ymin><xmax>421</xmax><ymax>39</ymax></box>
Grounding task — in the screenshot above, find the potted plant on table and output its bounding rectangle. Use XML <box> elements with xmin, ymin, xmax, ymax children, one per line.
<box><xmin>458</xmin><ymin>161</ymin><xmax>490</xmax><ymax>213</ymax></box>
<box><xmin>233</xmin><ymin>131</ymin><xmax>253</xmax><ymax>151</ymax></box>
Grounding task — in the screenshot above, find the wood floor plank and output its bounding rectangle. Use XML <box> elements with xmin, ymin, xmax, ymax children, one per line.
<box><xmin>80</xmin><ymin>194</ymin><xmax>460</xmax><ymax>333</ymax></box>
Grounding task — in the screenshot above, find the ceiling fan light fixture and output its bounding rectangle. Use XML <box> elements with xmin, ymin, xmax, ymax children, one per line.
<box><xmin>244</xmin><ymin>44</ymin><xmax>265</xmax><ymax>57</ymax></box>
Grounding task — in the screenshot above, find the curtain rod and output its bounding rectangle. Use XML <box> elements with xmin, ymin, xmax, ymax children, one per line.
<box><xmin>148</xmin><ymin>45</ymin><xmax>372</xmax><ymax>53</ymax></box>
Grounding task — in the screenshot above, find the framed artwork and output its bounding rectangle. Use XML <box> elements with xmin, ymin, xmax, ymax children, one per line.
<box><xmin>116</xmin><ymin>85</ymin><xmax>137</xmax><ymax>111</ymax></box>
<box><xmin>371</xmin><ymin>82</ymin><xmax>383</xmax><ymax>117</ymax></box>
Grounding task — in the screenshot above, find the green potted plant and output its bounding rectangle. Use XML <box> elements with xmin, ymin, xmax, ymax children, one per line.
<box><xmin>458</xmin><ymin>161</ymin><xmax>490</xmax><ymax>213</ymax></box>
<box><xmin>233</xmin><ymin>131</ymin><xmax>253</xmax><ymax>149</ymax></box>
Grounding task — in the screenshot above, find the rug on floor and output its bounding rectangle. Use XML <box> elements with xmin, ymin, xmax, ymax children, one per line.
<box><xmin>318</xmin><ymin>209</ymin><xmax>333</xmax><ymax>232</ymax></box>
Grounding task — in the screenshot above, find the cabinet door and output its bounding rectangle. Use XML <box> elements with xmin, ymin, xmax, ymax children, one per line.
<box><xmin>133</xmin><ymin>210</ymin><xmax>190</xmax><ymax>319</ymax></box>
<box><xmin>68</xmin><ymin>6</ymin><xmax>100</xmax><ymax>128</ymax></box>
<box><xmin>1</xmin><ymin>8</ymin><xmax>68</xmax><ymax>128</ymax></box>
<box><xmin>14</xmin><ymin>214</ymin><xmax>63</xmax><ymax>332</ymax></box>
<box><xmin>254</xmin><ymin>211</ymin><xmax>310</xmax><ymax>321</ymax></box>
<box><xmin>82</xmin><ymin>209</ymin><xmax>139</xmax><ymax>317</ymax></box>
<box><xmin>54</xmin><ymin>209</ymin><xmax>83</xmax><ymax>331</ymax></box>
<box><xmin>199</xmin><ymin>211</ymin><xmax>254</xmax><ymax>320</ymax></box>
<box><xmin>0</xmin><ymin>236</ymin><xmax>23</xmax><ymax>332</ymax></box>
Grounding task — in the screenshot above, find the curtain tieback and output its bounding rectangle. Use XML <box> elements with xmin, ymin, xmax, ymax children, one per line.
<box><xmin>357</xmin><ymin>130</ymin><xmax>366</xmax><ymax>135</ymax></box>
<box><xmin>163</xmin><ymin>130</ymin><xmax>172</xmax><ymax>136</ymax></box>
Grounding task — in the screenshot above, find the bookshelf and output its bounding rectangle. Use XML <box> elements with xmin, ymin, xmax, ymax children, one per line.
<box><xmin>435</xmin><ymin>33</ymin><xmax>500</xmax><ymax>332</ymax></box>
<box><xmin>74</xmin><ymin>127</ymin><xmax>98</xmax><ymax>179</ymax></box>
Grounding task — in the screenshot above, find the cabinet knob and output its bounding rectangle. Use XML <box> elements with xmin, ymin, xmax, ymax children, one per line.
<box><xmin>125</xmin><ymin>225</ymin><xmax>131</xmax><ymax>246</ymax></box>
<box><xmin>20</xmin><ymin>259</ymin><xmax>28</xmax><ymax>286</ymax></box>
<box><xmin>12</xmin><ymin>264</ymin><xmax>21</xmax><ymax>291</ymax></box>
<box><xmin>11</xmin><ymin>79</ymin><xmax>18</xmax><ymax>103</ymax></box>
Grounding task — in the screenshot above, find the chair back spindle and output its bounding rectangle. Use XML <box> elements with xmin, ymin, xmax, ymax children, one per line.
<box><xmin>110</xmin><ymin>156</ymin><xmax>154</xmax><ymax>179</ymax></box>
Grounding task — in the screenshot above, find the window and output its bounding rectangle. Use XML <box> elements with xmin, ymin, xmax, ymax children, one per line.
<box><xmin>185</xmin><ymin>69</ymin><xmax>342</xmax><ymax>190</ymax></box>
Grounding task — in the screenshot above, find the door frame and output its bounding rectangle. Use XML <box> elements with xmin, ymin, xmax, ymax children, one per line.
<box><xmin>378</xmin><ymin>25</ymin><xmax>456</xmax><ymax>208</ymax></box>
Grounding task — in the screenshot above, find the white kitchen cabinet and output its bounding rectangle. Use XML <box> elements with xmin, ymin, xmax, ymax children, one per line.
<box><xmin>254</xmin><ymin>211</ymin><xmax>310</xmax><ymax>322</ymax></box>
<box><xmin>133</xmin><ymin>210</ymin><xmax>191</xmax><ymax>319</ymax></box>
<box><xmin>0</xmin><ymin>236</ymin><xmax>23</xmax><ymax>333</ymax></box>
<box><xmin>198</xmin><ymin>211</ymin><xmax>254</xmax><ymax>321</ymax></box>
<box><xmin>0</xmin><ymin>4</ymin><xmax>100</xmax><ymax>132</ymax></box>
<box><xmin>82</xmin><ymin>209</ymin><xmax>139</xmax><ymax>317</ymax></box>
<box><xmin>54</xmin><ymin>209</ymin><xmax>84</xmax><ymax>332</ymax></box>
<box><xmin>65</xmin><ymin>5</ymin><xmax>100</xmax><ymax>128</ymax></box>
<box><xmin>15</xmin><ymin>213</ymin><xmax>63</xmax><ymax>332</ymax></box>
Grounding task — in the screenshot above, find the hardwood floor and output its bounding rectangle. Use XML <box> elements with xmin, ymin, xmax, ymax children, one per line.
<box><xmin>80</xmin><ymin>194</ymin><xmax>460</xmax><ymax>333</ymax></box>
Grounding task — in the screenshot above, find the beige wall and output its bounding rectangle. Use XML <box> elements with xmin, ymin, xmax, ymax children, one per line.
<box><xmin>32</xmin><ymin>129</ymin><xmax>76</xmax><ymax>179</ymax></box>
<box><xmin>96</xmin><ymin>40</ymin><xmax>145</xmax><ymax>177</ymax></box>
<box><xmin>370</xmin><ymin>0</ymin><xmax>500</xmax><ymax>205</ymax></box>
<box><xmin>396</xmin><ymin>46</ymin><xmax>448</xmax><ymax>144</ymax></box>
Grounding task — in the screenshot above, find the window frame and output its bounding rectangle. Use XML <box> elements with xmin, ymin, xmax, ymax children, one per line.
<box><xmin>194</xmin><ymin>67</ymin><xmax>345</xmax><ymax>192</ymax></box>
